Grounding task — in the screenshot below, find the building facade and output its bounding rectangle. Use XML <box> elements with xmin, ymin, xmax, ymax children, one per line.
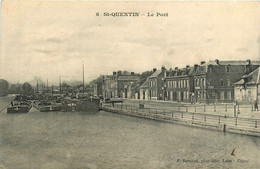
<box><xmin>165</xmin><ymin>66</ymin><xmax>194</xmax><ymax>103</ymax></box>
<box><xmin>193</xmin><ymin>60</ymin><xmax>260</xmax><ymax>103</ymax></box>
<box><xmin>234</xmin><ymin>67</ymin><xmax>260</xmax><ymax>104</ymax></box>
<box><xmin>102</xmin><ymin>71</ymin><xmax>140</xmax><ymax>99</ymax></box>
<box><xmin>147</xmin><ymin>66</ymin><xmax>166</xmax><ymax>100</ymax></box>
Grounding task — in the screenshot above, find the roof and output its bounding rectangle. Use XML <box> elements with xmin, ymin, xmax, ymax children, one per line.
<box><xmin>117</xmin><ymin>75</ymin><xmax>140</xmax><ymax>81</ymax></box>
<box><xmin>234</xmin><ymin>67</ymin><xmax>260</xmax><ymax>85</ymax></box>
<box><xmin>149</xmin><ymin>70</ymin><xmax>162</xmax><ymax>78</ymax></box>
<box><xmin>246</xmin><ymin>67</ymin><xmax>260</xmax><ymax>84</ymax></box>
<box><xmin>140</xmin><ymin>79</ymin><xmax>149</xmax><ymax>88</ymax></box>
<box><xmin>203</xmin><ymin>60</ymin><xmax>260</xmax><ymax>66</ymax></box>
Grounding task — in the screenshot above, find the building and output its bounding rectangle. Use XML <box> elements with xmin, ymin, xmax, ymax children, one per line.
<box><xmin>165</xmin><ymin>66</ymin><xmax>194</xmax><ymax>103</ymax></box>
<box><xmin>147</xmin><ymin>66</ymin><xmax>166</xmax><ymax>100</ymax></box>
<box><xmin>93</xmin><ymin>81</ymin><xmax>103</xmax><ymax>97</ymax></box>
<box><xmin>193</xmin><ymin>59</ymin><xmax>260</xmax><ymax>103</ymax></box>
<box><xmin>102</xmin><ymin>71</ymin><xmax>140</xmax><ymax>99</ymax></box>
<box><xmin>140</xmin><ymin>79</ymin><xmax>149</xmax><ymax>100</ymax></box>
<box><xmin>234</xmin><ymin>67</ymin><xmax>260</xmax><ymax>104</ymax></box>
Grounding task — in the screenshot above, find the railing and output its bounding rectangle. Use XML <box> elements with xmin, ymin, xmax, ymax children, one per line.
<box><xmin>103</xmin><ymin>102</ymin><xmax>259</xmax><ymax>129</ymax></box>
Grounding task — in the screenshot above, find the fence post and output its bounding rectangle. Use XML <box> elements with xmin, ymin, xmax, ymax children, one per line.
<box><xmin>255</xmin><ymin>120</ymin><xmax>257</xmax><ymax>128</ymax></box>
<box><xmin>172</xmin><ymin>111</ymin><xmax>173</xmax><ymax>117</ymax></box>
<box><xmin>235</xmin><ymin>117</ymin><xmax>237</xmax><ymax>126</ymax></box>
<box><xmin>225</xmin><ymin>105</ymin><xmax>227</xmax><ymax>112</ymax></box>
<box><xmin>178</xmin><ymin>106</ymin><xmax>180</xmax><ymax>112</ymax></box>
<box><xmin>186</xmin><ymin>107</ymin><xmax>188</xmax><ymax>112</ymax></box>
<box><xmin>204</xmin><ymin>105</ymin><xmax>206</xmax><ymax>112</ymax></box>
<box><xmin>131</xmin><ymin>106</ymin><xmax>132</xmax><ymax>112</ymax></box>
<box><xmin>149</xmin><ymin>108</ymin><xmax>150</xmax><ymax>113</ymax></box>
<box><xmin>182</xmin><ymin>112</ymin><xmax>183</xmax><ymax>118</ymax></box>
<box><xmin>126</xmin><ymin>105</ymin><xmax>127</xmax><ymax>110</ymax></box>
<box><xmin>218</xmin><ymin>116</ymin><xmax>220</xmax><ymax>123</ymax></box>
<box><xmin>156</xmin><ymin>108</ymin><xmax>157</xmax><ymax>114</ymax></box>
<box><xmin>192</xmin><ymin>113</ymin><xmax>194</xmax><ymax>121</ymax></box>
<box><xmin>252</xmin><ymin>104</ymin><xmax>254</xmax><ymax>111</ymax></box>
<box><xmin>204</xmin><ymin>114</ymin><xmax>206</xmax><ymax>122</ymax></box>
<box><xmin>195</xmin><ymin>106</ymin><xmax>196</xmax><ymax>112</ymax></box>
<box><xmin>214</xmin><ymin>104</ymin><xmax>216</xmax><ymax>112</ymax></box>
<box><xmin>163</xmin><ymin>109</ymin><xmax>165</xmax><ymax>115</ymax></box>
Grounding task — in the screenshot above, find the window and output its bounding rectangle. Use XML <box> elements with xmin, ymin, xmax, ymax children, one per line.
<box><xmin>208</xmin><ymin>65</ymin><xmax>212</xmax><ymax>73</ymax></box>
<box><xmin>227</xmin><ymin>91</ymin><xmax>231</xmax><ymax>100</ymax></box>
<box><xmin>220</xmin><ymin>91</ymin><xmax>224</xmax><ymax>100</ymax></box>
<box><xmin>227</xmin><ymin>79</ymin><xmax>230</xmax><ymax>86</ymax></box>
<box><xmin>226</xmin><ymin>66</ymin><xmax>230</xmax><ymax>72</ymax></box>
<box><xmin>220</xmin><ymin>80</ymin><xmax>224</xmax><ymax>87</ymax></box>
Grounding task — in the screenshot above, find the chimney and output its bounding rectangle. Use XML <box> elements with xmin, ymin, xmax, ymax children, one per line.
<box><xmin>200</xmin><ymin>61</ymin><xmax>206</xmax><ymax>65</ymax></box>
<box><xmin>175</xmin><ymin>67</ymin><xmax>178</xmax><ymax>70</ymax></box>
<box><xmin>215</xmin><ymin>59</ymin><xmax>219</xmax><ymax>64</ymax></box>
<box><xmin>117</xmin><ymin>70</ymin><xmax>121</xmax><ymax>75</ymax></box>
<box><xmin>186</xmin><ymin>65</ymin><xmax>190</xmax><ymax>68</ymax></box>
<box><xmin>131</xmin><ymin>72</ymin><xmax>134</xmax><ymax>75</ymax></box>
<box><xmin>194</xmin><ymin>64</ymin><xmax>198</xmax><ymax>72</ymax></box>
<box><xmin>246</xmin><ymin>59</ymin><xmax>251</xmax><ymax>65</ymax></box>
<box><xmin>113</xmin><ymin>71</ymin><xmax>116</xmax><ymax>75</ymax></box>
<box><xmin>153</xmin><ymin>68</ymin><xmax>157</xmax><ymax>72</ymax></box>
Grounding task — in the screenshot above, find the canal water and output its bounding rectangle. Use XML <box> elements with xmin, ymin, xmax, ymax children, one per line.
<box><xmin>0</xmin><ymin>97</ymin><xmax>259</xmax><ymax>169</ymax></box>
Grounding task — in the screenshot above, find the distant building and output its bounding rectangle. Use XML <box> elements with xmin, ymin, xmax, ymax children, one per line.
<box><xmin>140</xmin><ymin>79</ymin><xmax>149</xmax><ymax>100</ymax></box>
<box><xmin>193</xmin><ymin>59</ymin><xmax>260</xmax><ymax>103</ymax></box>
<box><xmin>147</xmin><ymin>66</ymin><xmax>166</xmax><ymax>100</ymax></box>
<box><xmin>102</xmin><ymin>71</ymin><xmax>140</xmax><ymax>99</ymax></box>
<box><xmin>234</xmin><ymin>67</ymin><xmax>260</xmax><ymax>104</ymax></box>
<box><xmin>165</xmin><ymin>66</ymin><xmax>194</xmax><ymax>103</ymax></box>
<box><xmin>93</xmin><ymin>81</ymin><xmax>103</xmax><ymax>97</ymax></box>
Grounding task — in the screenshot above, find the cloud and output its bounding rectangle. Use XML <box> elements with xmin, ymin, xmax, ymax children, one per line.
<box><xmin>33</xmin><ymin>49</ymin><xmax>54</xmax><ymax>54</ymax></box>
<box><xmin>236</xmin><ymin>48</ymin><xmax>248</xmax><ymax>52</ymax></box>
<box><xmin>46</xmin><ymin>38</ymin><xmax>62</xmax><ymax>43</ymax></box>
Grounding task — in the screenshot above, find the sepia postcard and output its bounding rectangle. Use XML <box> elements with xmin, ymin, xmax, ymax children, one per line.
<box><xmin>0</xmin><ymin>0</ymin><xmax>259</xmax><ymax>169</ymax></box>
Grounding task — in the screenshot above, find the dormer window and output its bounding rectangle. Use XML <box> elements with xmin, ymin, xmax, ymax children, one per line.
<box><xmin>226</xmin><ymin>65</ymin><xmax>230</xmax><ymax>72</ymax></box>
<box><xmin>208</xmin><ymin>65</ymin><xmax>212</xmax><ymax>73</ymax></box>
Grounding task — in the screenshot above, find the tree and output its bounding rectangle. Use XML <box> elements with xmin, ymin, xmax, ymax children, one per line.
<box><xmin>0</xmin><ymin>79</ymin><xmax>9</xmax><ymax>96</ymax></box>
<box><xmin>22</xmin><ymin>82</ymin><xmax>33</xmax><ymax>94</ymax></box>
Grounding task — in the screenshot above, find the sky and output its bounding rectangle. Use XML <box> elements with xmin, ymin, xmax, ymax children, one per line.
<box><xmin>0</xmin><ymin>1</ymin><xmax>259</xmax><ymax>85</ymax></box>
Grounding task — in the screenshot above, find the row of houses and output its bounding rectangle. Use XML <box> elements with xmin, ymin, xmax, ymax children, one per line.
<box><xmin>93</xmin><ymin>59</ymin><xmax>260</xmax><ymax>104</ymax></box>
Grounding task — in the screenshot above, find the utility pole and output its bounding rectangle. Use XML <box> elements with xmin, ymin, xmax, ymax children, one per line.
<box><xmin>83</xmin><ymin>62</ymin><xmax>85</xmax><ymax>96</ymax></box>
<box><xmin>36</xmin><ymin>80</ymin><xmax>39</xmax><ymax>93</ymax></box>
<box><xmin>59</xmin><ymin>76</ymin><xmax>61</xmax><ymax>94</ymax></box>
<box><xmin>47</xmin><ymin>79</ymin><xmax>48</xmax><ymax>94</ymax></box>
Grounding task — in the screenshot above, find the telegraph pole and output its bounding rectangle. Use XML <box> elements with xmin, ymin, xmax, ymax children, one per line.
<box><xmin>83</xmin><ymin>62</ymin><xmax>85</xmax><ymax>96</ymax></box>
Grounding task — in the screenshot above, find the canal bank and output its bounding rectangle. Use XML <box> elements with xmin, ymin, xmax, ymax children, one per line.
<box><xmin>101</xmin><ymin>105</ymin><xmax>260</xmax><ymax>137</ymax></box>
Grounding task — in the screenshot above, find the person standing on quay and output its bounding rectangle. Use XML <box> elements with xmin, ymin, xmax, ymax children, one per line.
<box><xmin>254</xmin><ymin>100</ymin><xmax>258</xmax><ymax>111</ymax></box>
